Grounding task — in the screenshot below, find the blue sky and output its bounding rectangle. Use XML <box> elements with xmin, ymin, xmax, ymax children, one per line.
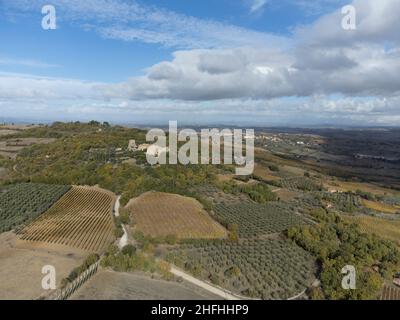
<box><xmin>1</xmin><ymin>0</ymin><xmax>399</xmax><ymax>126</ymax></box>
<box><xmin>0</xmin><ymin>0</ymin><xmax>335</xmax><ymax>81</ymax></box>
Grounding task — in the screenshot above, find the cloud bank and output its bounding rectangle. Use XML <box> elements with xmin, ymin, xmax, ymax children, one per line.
<box><xmin>2</xmin><ymin>0</ymin><xmax>400</xmax><ymax>125</ymax></box>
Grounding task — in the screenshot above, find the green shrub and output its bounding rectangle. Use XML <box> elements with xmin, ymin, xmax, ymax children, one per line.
<box><xmin>269</xmin><ymin>165</ymin><xmax>280</xmax><ymax>172</ymax></box>
<box><xmin>121</xmin><ymin>244</ymin><xmax>136</xmax><ymax>256</ymax></box>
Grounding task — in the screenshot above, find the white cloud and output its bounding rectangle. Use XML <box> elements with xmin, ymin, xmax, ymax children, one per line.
<box><xmin>295</xmin><ymin>0</ymin><xmax>400</xmax><ymax>45</ymax></box>
<box><xmin>0</xmin><ymin>72</ymin><xmax>103</xmax><ymax>100</ymax></box>
<box><xmin>3</xmin><ymin>85</ymin><xmax>400</xmax><ymax>125</ymax></box>
<box><xmin>286</xmin><ymin>0</ymin><xmax>348</xmax><ymax>16</ymax></box>
<box><xmin>250</xmin><ymin>0</ymin><xmax>267</xmax><ymax>13</ymax></box>
<box><xmin>5</xmin><ymin>0</ymin><xmax>288</xmax><ymax>49</ymax></box>
<box><xmin>0</xmin><ymin>57</ymin><xmax>60</xmax><ymax>68</ymax></box>
<box><xmin>98</xmin><ymin>42</ymin><xmax>400</xmax><ymax>101</ymax></box>
<box><xmin>2</xmin><ymin>0</ymin><xmax>400</xmax><ymax>125</ymax></box>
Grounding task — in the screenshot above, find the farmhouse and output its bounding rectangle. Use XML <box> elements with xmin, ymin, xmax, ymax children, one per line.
<box><xmin>144</xmin><ymin>121</ymin><xmax>254</xmax><ymax>175</ymax></box>
<box><xmin>128</xmin><ymin>139</ymin><xmax>137</xmax><ymax>151</ymax></box>
<box><xmin>146</xmin><ymin>145</ymin><xmax>169</xmax><ymax>157</ymax></box>
<box><xmin>138</xmin><ymin>143</ymin><xmax>150</xmax><ymax>151</ymax></box>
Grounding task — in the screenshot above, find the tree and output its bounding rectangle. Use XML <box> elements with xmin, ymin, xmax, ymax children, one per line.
<box><xmin>121</xmin><ymin>244</ymin><xmax>136</xmax><ymax>256</ymax></box>
<box><xmin>210</xmin><ymin>273</ymin><xmax>220</xmax><ymax>285</ymax></box>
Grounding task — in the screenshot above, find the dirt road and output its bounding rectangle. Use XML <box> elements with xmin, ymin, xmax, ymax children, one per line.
<box><xmin>169</xmin><ymin>266</ymin><xmax>242</xmax><ymax>300</ymax></box>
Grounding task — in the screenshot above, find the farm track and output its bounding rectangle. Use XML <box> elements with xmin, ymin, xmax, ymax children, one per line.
<box><xmin>18</xmin><ymin>186</ymin><xmax>116</xmax><ymax>252</ymax></box>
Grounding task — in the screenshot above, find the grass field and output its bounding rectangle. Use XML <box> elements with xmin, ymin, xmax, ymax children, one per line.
<box><xmin>362</xmin><ymin>199</ymin><xmax>399</xmax><ymax>214</ymax></box>
<box><xmin>127</xmin><ymin>192</ymin><xmax>227</xmax><ymax>239</ymax></box>
<box><xmin>344</xmin><ymin>215</ymin><xmax>400</xmax><ymax>244</ymax></box>
<box><xmin>278</xmin><ymin>165</ymin><xmax>305</xmax><ymax>178</ymax></box>
<box><xmin>329</xmin><ymin>181</ymin><xmax>397</xmax><ymax>196</ymax></box>
<box><xmin>274</xmin><ymin>188</ymin><xmax>301</xmax><ymax>201</ymax></box>
<box><xmin>253</xmin><ymin>164</ymin><xmax>281</xmax><ymax>182</ymax></box>
<box><xmin>17</xmin><ymin>186</ymin><xmax>116</xmax><ymax>252</ymax></box>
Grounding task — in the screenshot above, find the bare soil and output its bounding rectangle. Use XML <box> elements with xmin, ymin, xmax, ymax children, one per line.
<box><xmin>0</xmin><ymin>167</ymin><xmax>9</xmax><ymax>180</ymax></box>
<box><xmin>70</xmin><ymin>270</ymin><xmax>222</xmax><ymax>300</ymax></box>
<box><xmin>0</xmin><ymin>138</ymin><xmax>56</xmax><ymax>159</ymax></box>
<box><xmin>0</xmin><ymin>129</ymin><xmax>19</xmax><ymax>137</ymax></box>
<box><xmin>0</xmin><ymin>231</ymin><xmax>85</xmax><ymax>300</ymax></box>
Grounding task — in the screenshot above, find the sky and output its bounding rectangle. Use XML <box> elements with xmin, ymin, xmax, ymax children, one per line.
<box><xmin>0</xmin><ymin>0</ymin><xmax>399</xmax><ymax>126</ymax></box>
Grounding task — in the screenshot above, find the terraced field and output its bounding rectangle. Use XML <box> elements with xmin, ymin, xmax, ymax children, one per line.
<box><xmin>0</xmin><ymin>183</ymin><xmax>70</xmax><ymax>232</ymax></box>
<box><xmin>127</xmin><ymin>192</ymin><xmax>227</xmax><ymax>239</ymax></box>
<box><xmin>17</xmin><ymin>186</ymin><xmax>116</xmax><ymax>252</ymax></box>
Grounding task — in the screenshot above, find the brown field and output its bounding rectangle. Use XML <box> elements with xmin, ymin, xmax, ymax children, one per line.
<box><xmin>253</xmin><ymin>164</ymin><xmax>281</xmax><ymax>181</ymax></box>
<box><xmin>17</xmin><ymin>186</ymin><xmax>116</xmax><ymax>252</ymax></box>
<box><xmin>126</xmin><ymin>192</ymin><xmax>227</xmax><ymax>239</ymax></box>
<box><xmin>0</xmin><ymin>231</ymin><xmax>84</xmax><ymax>300</ymax></box>
<box><xmin>0</xmin><ymin>138</ymin><xmax>56</xmax><ymax>159</ymax></box>
<box><xmin>0</xmin><ymin>124</ymin><xmax>38</xmax><ymax>130</ymax></box>
<box><xmin>0</xmin><ymin>129</ymin><xmax>19</xmax><ymax>136</ymax></box>
<box><xmin>0</xmin><ymin>167</ymin><xmax>9</xmax><ymax>180</ymax></box>
<box><xmin>274</xmin><ymin>188</ymin><xmax>301</xmax><ymax>201</ymax></box>
<box><xmin>70</xmin><ymin>270</ymin><xmax>221</xmax><ymax>300</ymax></box>
<box><xmin>279</xmin><ymin>165</ymin><xmax>305</xmax><ymax>178</ymax></box>
<box><xmin>329</xmin><ymin>180</ymin><xmax>397</xmax><ymax>196</ymax></box>
<box><xmin>380</xmin><ymin>285</ymin><xmax>400</xmax><ymax>300</ymax></box>
<box><xmin>216</xmin><ymin>173</ymin><xmax>234</xmax><ymax>182</ymax></box>
<box><xmin>343</xmin><ymin>215</ymin><xmax>400</xmax><ymax>244</ymax></box>
<box><xmin>362</xmin><ymin>199</ymin><xmax>399</xmax><ymax>214</ymax></box>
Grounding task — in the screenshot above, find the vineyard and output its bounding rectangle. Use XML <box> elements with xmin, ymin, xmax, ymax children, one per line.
<box><xmin>380</xmin><ymin>285</ymin><xmax>400</xmax><ymax>300</ymax></box>
<box><xmin>213</xmin><ymin>201</ymin><xmax>308</xmax><ymax>238</ymax></box>
<box><xmin>0</xmin><ymin>183</ymin><xmax>70</xmax><ymax>233</ymax></box>
<box><xmin>127</xmin><ymin>192</ymin><xmax>226</xmax><ymax>239</ymax></box>
<box><xmin>166</xmin><ymin>238</ymin><xmax>314</xmax><ymax>299</ymax></box>
<box><xmin>17</xmin><ymin>186</ymin><xmax>116</xmax><ymax>252</ymax></box>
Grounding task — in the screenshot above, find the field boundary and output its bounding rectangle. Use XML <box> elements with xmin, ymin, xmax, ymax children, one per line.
<box><xmin>53</xmin><ymin>261</ymin><xmax>100</xmax><ymax>300</ymax></box>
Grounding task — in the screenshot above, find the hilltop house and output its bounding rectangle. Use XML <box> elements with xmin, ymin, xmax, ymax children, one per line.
<box><xmin>138</xmin><ymin>143</ymin><xmax>151</xmax><ymax>151</ymax></box>
<box><xmin>128</xmin><ymin>139</ymin><xmax>138</xmax><ymax>151</ymax></box>
<box><xmin>146</xmin><ymin>145</ymin><xmax>169</xmax><ymax>157</ymax></box>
